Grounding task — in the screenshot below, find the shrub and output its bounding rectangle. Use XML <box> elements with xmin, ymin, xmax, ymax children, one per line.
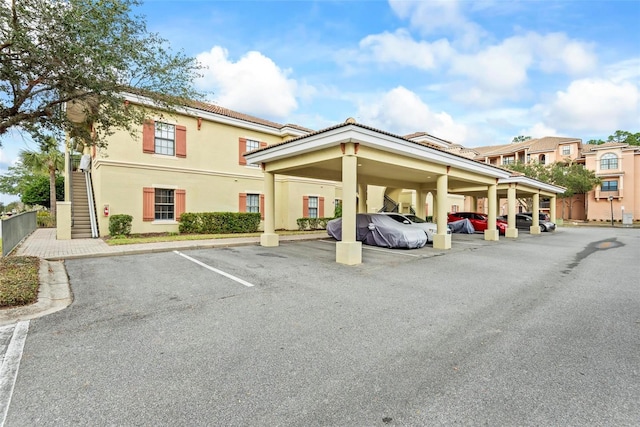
<box><xmin>179</xmin><ymin>212</ymin><xmax>260</xmax><ymax>234</ymax></box>
<box><xmin>36</xmin><ymin>210</ymin><xmax>55</xmax><ymax>227</ymax></box>
<box><xmin>109</xmin><ymin>214</ymin><xmax>133</xmax><ymax>236</ymax></box>
<box><xmin>296</xmin><ymin>217</ymin><xmax>332</xmax><ymax>230</ymax></box>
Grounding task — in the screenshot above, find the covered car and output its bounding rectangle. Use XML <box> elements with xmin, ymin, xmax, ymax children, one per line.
<box><xmin>379</xmin><ymin>212</ymin><xmax>449</xmax><ymax>242</ymax></box>
<box><xmin>326</xmin><ymin>213</ymin><xmax>427</xmax><ymax>249</ymax></box>
<box><xmin>448</xmin><ymin>218</ymin><xmax>475</xmax><ymax>234</ymax></box>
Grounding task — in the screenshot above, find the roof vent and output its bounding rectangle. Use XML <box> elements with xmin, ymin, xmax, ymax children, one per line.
<box><xmin>345</xmin><ymin>117</ymin><xmax>356</xmax><ymax>124</ymax></box>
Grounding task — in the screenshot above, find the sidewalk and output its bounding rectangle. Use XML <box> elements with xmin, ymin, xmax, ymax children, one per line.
<box><xmin>14</xmin><ymin>228</ymin><xmax>328</xmax><ymax>260</ymax></box>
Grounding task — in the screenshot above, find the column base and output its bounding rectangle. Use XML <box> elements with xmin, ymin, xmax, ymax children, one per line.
<box><xmin>484</xmin><ymin>229</ymin><xmax>499</xmax><ymax>241</ymax></box>
<box><xmin>433</xmin><ymin>233</ymin><xmax>451</xmax><ymax>250</ymax></box>
<box><xmin>260</xmin><ymin>233</ymin><xmax>279</xmax><ymax>247</ymax></box>
<box><xmin>505</xmin><ymin>228</ymin><xmax>518</xmax><ymax>239</ymax></box>
<box><xmin>336</xmin><ymin>241</ymin><xmax>362</xmax><ymax>265</ymax></box>
<box><xmin>56</xmin><ymin>201</ymin><xmax>72</xmax><ymax>240</ymax></box>
<box><xmin>529</xmin><ymin>226</ymin><xmax>541</xmax><ymax>235</ymax></box>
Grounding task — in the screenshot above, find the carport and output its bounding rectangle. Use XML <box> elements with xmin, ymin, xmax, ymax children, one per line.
<box><xmin>244</xmin><ymin>119</ymin><xmax>565</xmax><ymax>265</ymax></box>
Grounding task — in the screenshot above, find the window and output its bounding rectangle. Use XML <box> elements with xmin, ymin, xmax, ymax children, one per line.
<box><xmin>539</xmin><ymin>154</ymin><xmax>546</xmax><ymax>165</ymax></box>
<box><xmin>239</xmin><ymin>138</ymin><xmax>267</xmax><ymax>166</ymax></box>
<box><xmin>601</xmin><ymin>180</ymin><xmax>618</xmax><ymax>191</ymax></box>
<box><xmin>142</xmin><ymin>120</ymin><xmax>186</xmax><ymax>157</ymax></box>
<box><xmin>502</xmin><ymin>156</ymin><xmax>515</xmax><ymax>165</ymax></box>
<box><xmin>451</xmin><ymin>205</ymin><xmax>459</xmax><ymax>213</ymax></box>
<box><xmin>600</xmin><ymin>153</ymin><xmax>618</xmax><ymax>170</ymax></box>
<box><xmin>143</xmin><ymin>187</ymin><xmax>186</xmax><ymax>222</ymax></box>
<box><xmin>561</xmin><ymin>146</ymin><xmax>571</xmax><ymax>156</ymax></box>
<box><xmin>308</xmin><ymin>196</ymin><xmax>318</xmax><ymax>218</ymax></box>
<box><xmin>155</xmin><ymin>189</ymin><xmax>174</xmax><ymax>219</ymax></box>
<box><xmin>303</xmin><ymin>196</ymin><xmax>324</xmax><ymax>218</ymax></box>
<box><xmin>246</xmin><ymin>194</ymin><xmax>260</xmax><ymax>213</ymax></box>
<box><xmin>239</xmin><ymin>193</ymin><xmax>264</xmax><ymax>219</ymax></box>
<box><xmin>155</xmin><ymin>123</ymin><xmax>175</xmax><ymax>156</ymax></box>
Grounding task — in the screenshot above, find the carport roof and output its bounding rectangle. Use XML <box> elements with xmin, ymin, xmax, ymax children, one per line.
<box><xmin>245</xmin><ymin>119</ymin><xmax>564</xmax><ymax>195</ymax></box>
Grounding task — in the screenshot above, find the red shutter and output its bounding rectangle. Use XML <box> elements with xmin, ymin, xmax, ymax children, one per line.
<box><xmin>175</xmin><ymin>125</ymin><xmax>187</xmax><ymax>158</ymax></box>
<box><xmin>259</xmin><ymin>194</ymin><xmax>265</xmax><ymax>220</ymax></box>
<box><xmin>239</xmin><ymin>193</ymin><xmax>247</xmax><ymax>212</ymax></box>
<box><xmin>319</xmin><ymin>197</ymin><xmax>325</xmax><ymax>217</ymax></box>
<box><xmin>238</xmin><ymin>138</ymin><xmax>247</xmax><ymax>165</ymax></box>
<box><xmin>143</xmin><ymin>120</ymin><xmax>155</xmax><ymax>153</ymax></box>
<box><xmin>175</xmin><ymin>189</ymin><xmax>186</xmax><ymax>220</ymax></box>
<box><xmin>303</xmin><ymin>196</ymin><xmax>309</xmax><ymax>217</ymax></box>
<box><xmin>143</xmin><ymin>187</ymin><xmax>155</xmax><ymax>221</ymax></box>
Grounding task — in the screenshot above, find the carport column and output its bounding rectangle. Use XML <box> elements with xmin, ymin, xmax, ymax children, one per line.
<box><xmin>416</xmin><ymin>189</ymin><xmax>428</xmax><ymax>219</ymax></box>
<box><xmin>484</xmin><ymin>184</ymin><xmax>499</xmax><ymax>241</ymax></box>
<box><xmin>433</xmin><ymin>174</ymin><xmax>451</xmax><ymax>250</ymax></box>
<box><xmin>550</xmin><ymin>195</ymin><xmax>557</xmax><ymax>223</ymax></box>
<box><xmin>357</xmin><ymin>182</ymin><xmax>367</xmax><ymax>213</ymax></box>
<box><xmin>530</xmin><ymin>193</ymin><xmax>541</xmax><ymax>234</ymax></box>
<box><xmin>506</xmin><ymin>184</ymin><xmax>518</xmax><ymax>238</ymax></box>
<box><xmin>470</xmin><ymin>196</ymin><xmax>477</xmax><ymax>212</ymax></box>
<box><xmin>336</xmin><ymin>143</ymin><xmax>362</xmax><ymax>265</ymax></box>
<box><xmin>260</xmin><ymin>170</ymin><xmax>279</xmax><ymax>247</ymax></box>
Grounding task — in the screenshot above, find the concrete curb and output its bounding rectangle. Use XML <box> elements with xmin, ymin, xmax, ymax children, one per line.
<box><xmin>0</xmin><ymin>260</ymin><xmax>73</xmax><ymax>327</ymax></box>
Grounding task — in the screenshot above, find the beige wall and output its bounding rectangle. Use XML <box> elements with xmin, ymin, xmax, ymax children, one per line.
<box><xmin>89</xmin><ymin>109</ymin><xmax>342</xmax><ymax>235</ymax></box>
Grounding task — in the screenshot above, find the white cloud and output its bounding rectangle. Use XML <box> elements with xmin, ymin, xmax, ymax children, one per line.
<box><xmin>522</xmin><ymin>123</ymin><xmax>558</xmax><ymax>139</ymax></box>
<box><xmin>526</xmin><ymin>32</ymin><xmax>597</xmax><ymax>75</ymax></box>
<box><xmin>359</xmin><ymin>29</ymin><xmax>452</xmax><ymax>70</ymax></box>
<box><xmin>195</xmin><ymin>46</ymin><xmax>306</xmax><ymax>120</ymax></box>
<box><xmin>388</xmin><ymin>0</ymin><xmax>486</xmax><ymax>48</ymax></box>
<box><xmin>356</xmin><ymin>86</ymin><xmax>469</xmax><ymax>143</ymax></box>
<box><xmin>543</xmin><ymin>78</ymin><xmax>640</xmax><ymax>132</ymax></box>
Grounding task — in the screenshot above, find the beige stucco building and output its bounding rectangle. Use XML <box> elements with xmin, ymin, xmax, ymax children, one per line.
<box><xmin>61</xmin><ymin>96</ymin><xmax>567</xmax><ymax>264</ymax></box>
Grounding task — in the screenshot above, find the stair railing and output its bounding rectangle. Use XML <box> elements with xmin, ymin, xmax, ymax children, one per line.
<box><xmin>84</xmin><ymin>170</ymin><xmax>99</xmax><ymax>238</ymax></box>
<box><xmin>378</xmin><ymin>194</ymin><xmax>399</xmax><ymax>213</ymax></box>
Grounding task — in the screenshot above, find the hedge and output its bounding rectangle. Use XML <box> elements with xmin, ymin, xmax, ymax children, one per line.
<box><xmin>179</xmin><ymin>212</ymin><xmax>261</xmax><ymax>234</ymax></box>
<box><xmin>296</xmin><ymin>217</ymin><xmax>332</xmax><ymax>231</ymax></box>
<box><xmin>109</xmin><ymin>214</ymin><xmax>133</xmax><ymax>236</ymax></box>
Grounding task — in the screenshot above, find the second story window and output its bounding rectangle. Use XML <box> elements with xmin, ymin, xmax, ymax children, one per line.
<box><xmin>600</xmin><ymin>153</ymin><xmax>618</xmax><ymax>170</ymax></box>
<box><xmin>601</xmin><ymin>180</ymin><xmax>618</xmax><ymax>191</ymax></box>
<box><xmin>245</xmin><ymin>139</ymin><xmax>259</xmax><ymax>166</ymax></box>
<box><xmin>155</xmin><ymin>122</ymin><xmax>175</xmax><ymax>156</ymax></box>
<box><xmin>561</xmin><ymin>146</ymin><xmax>571</xmax><ymax>156</ymax></box>
<box><xmin>143</xmin><ymin>120</ymin><xmax>187</xmax><ymax>157</ymax></box>
<box><xmin>502</xmin><ymin>156</ymin><xmax>515</xmax><ymax>165</ymax></box>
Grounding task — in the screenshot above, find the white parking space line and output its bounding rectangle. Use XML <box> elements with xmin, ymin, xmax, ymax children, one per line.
<box><xmin>317</xmin><ymin>239</ymin><xmax>423</xmax><ymax>257</ymax></box>
<box><xmin>173</xmin><ymin>251</ymin><xmax>254</xmax><ymax>288</ymax></box>
<box><xmin>0</xmin><ymin>321</ymin><xmax>30</xmax><ymax>427</ymax></box>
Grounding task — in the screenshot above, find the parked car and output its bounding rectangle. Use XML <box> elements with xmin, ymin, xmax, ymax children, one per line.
<box><xmin>447</xmin><ymin>212</ymin><xmax>507</xmax><ymax>235</ymax></box>
<box><xmin>499</xmin><ymin>213</ymin><xmax>556</xmax><ymax>232</ymax></box>
<box><xmin>326</xmin><ymin>213</ymin><xmax>427</xmax><ymax>249</ymax></box>
<box><xmin>379</xmin><ymin>212</ymin><xmax>450</xmax><ymax>242</ymax></box>
<box><xmin>522</xmin><ymin>212</ymin><xmax>551</xmax><ymax>222</ymax></box>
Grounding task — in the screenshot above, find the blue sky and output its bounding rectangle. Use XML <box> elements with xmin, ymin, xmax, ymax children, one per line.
<box><xmin>1</xmin><ymin>0</ymin><xmax>639</xmax><ymax>205</ymax></box>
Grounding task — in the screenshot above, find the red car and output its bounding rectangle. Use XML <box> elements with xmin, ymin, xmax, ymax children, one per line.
<box><xmin>447</xmin><ymin>212</ymin><xmax>507</xmax><ymax>235</ymax></box>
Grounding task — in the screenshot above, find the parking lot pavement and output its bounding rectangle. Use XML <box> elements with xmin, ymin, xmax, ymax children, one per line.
<box><xmin>3</xmin><ymin>227</ymin><xmax>639</xmax><ymax>426</ymax></box>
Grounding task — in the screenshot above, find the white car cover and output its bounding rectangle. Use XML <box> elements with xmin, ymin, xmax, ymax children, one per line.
<box><xmin>327</xmin><ymin>214</ymin><xmax>427</xmax><ymax>249</ymax></box>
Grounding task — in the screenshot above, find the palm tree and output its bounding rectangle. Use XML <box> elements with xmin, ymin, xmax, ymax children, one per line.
<box><xmin>19</xmin><ymin>136</ymin><xmax>64</xmax><ymax>218</ymax></box>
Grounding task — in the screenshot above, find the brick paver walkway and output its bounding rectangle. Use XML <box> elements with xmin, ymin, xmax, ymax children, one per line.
<box><xmin>13</xmin><ymin>228</ymin><xmax>327</xmax><ymax>260</ymax></box>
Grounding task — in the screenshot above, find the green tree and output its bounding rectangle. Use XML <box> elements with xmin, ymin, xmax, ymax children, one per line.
<box><xmin>512</xmin><ymin>135</ymin><xmax>532</xmax><ymax>143</ymax></box>
<box><xmin>21</xmin><ymin>175</ymin><xmax>64</xmax><ymax>208</ymax></box>
<box><xmin>19</xmin><ymin>136</ymin><xmax>64</xmax><ymax>218</ymax></box>
<box><xmin>587</xmin><ymin>131</ymin><xmax>639</xmax><ymax>146</ymax></box>
<box><xmin>0</xmin><ymin>0</ymin><xmax>203</xmax><ymax>147</ymax></box>
<box><xmin>0</xmin><ymin>162</ymin><xmax>40</xmax><ymax>197</ymax></box>
<box><xmin>550</xmin><ymin>162</ymin><xmax>600</xmax><ymax>219</ymax></box>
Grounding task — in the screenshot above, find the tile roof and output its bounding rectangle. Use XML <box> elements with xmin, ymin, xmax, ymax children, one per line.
<box><xmin>187</xmin><ymin>100</ymin><xmax>315</xmax><ymax>132</ymax></box>
<box><xmin>581</xmin><ymin>142</ymin><xmax>629</xmax><ymax>153</ymax></box>
<box><xmin>473</xmin><ymin>136</ymin><xmax>581</xmax><ymax>159</ymax></box>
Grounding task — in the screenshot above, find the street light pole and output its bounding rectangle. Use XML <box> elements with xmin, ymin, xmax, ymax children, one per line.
<box><xmin>608</xmin><ymin>195</ymin><xmax>614</xmax><ymax>227</ymax></box>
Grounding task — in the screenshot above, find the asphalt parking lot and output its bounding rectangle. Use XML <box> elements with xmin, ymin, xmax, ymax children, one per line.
<box><xmin>4</xmin><ymin>227</ymin><xmax>640</xmax><ymax>426</ymax></box>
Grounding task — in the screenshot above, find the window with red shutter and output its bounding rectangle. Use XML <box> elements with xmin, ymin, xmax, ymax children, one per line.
<box><xmin>143</xmin><ymin>121</ymin><xmax>155</xmax><ymax>153</ymax></box>
<box><xmin>143</xmin><ymin>187</ymin><xmax>155</xmax><ymax>221</ymax></box>
<box><xmin>239</xmin><ymin>193</ymin><xmax>247</xmax><ymax>212</ymax></box>
<box><xmin>176</xmin><ymin>125</ymin><xmax>187</xmax><ymax>158</ymax></box>
<box><xmin>238</xmin><ymin>138</ymin><xmax>247</xmax><ymax>165</ymax></box>
<box><xmin>176</xmin><ymin>189</ymin><xmax>186</xmax><ymax>220</ymax></box>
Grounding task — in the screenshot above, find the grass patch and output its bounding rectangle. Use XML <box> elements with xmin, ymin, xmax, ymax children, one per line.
<box><xmin>0</xmin><ymin>256</ymin><xmax>40</xmax><ymax>308</ymax></box>
<box><xmin>103</xmin><ymin>229</ymin><xmax>328</xmax><ymax>246</ymax></box>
